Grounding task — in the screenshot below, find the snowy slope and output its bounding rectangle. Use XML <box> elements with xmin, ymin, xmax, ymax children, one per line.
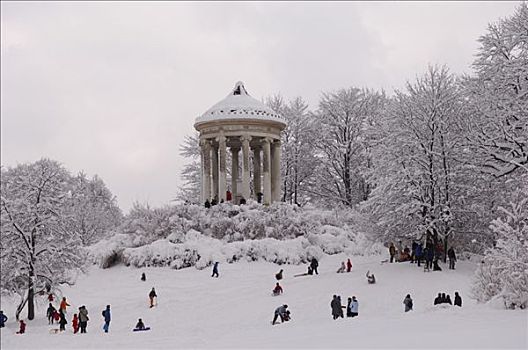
<box><xmin>1</xmin><ymin>253</ymin><xmax>526</xmax><ymax>349</ymax></box>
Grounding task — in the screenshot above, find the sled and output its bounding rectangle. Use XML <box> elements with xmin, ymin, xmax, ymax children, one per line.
<box><xmin>380</xmin><ymin>259</ymin><xmax>389</xmax><ymax>265</ymax></box>
<box><xmin>49</xmin><ymin>328</ymin><xmax>60</xmax><ymax>334</ymax></box>
<box><xmin>133</xmin><ymin>327</ymin><xmax>151</xmax><ymax>332</ymax></box>
<box><xmin>271</xmin><ymin>292</ymin><xmax>282</xmax><ymax>297</ymax></box>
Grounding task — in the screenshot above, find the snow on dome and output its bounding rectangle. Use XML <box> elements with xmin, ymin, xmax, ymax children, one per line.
<box><xmin>194</xmin><ymin>82</ymin><xmax>286</xmax><ymax>127</ymax></box>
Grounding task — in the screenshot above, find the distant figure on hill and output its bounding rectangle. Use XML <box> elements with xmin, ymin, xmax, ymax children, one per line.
<box><xmin>275</xmin><ymin>269</ymin><xmax>283</xmax><ymax>281</ymax></box>
<box><xmin>389</xmin><ymin>243</ymin><xmax>396</xmax><ymax>263</ymax></box>
<box><xmin>441</xmin><ymin>293</ymin><xmax>447</xmax><ymax>303</ymax></box>
<box><xmin>272</xmin><ymin>304</ymin><xmax>289</xmax><ymax>325</ymax></box>
<box><xmin>48</xmin><ymin>293</ymin><xmax>54</xmax><ymax>302</ymax></box>
<box><xmin>72</xmin><ymin>313</ymin><xmax>79</xmax><ymax>334</ymax></box>
<box><xmin>403</xmin><ymin>294</ymin><xmax>413</xmax><ymax>312</ymax></box>
<box><xmin>434</xmin><ymin>293</ymin><xmax>442</xmax><ymax>305</ymax></box>
<box><xmin>337</xmin><ymin>261</ymin><xmax>346</xmax><ymax>273</ymax></box>
<box><xmin>330</xmin><ymin>295</ymin><xmax>344</xmax><ymax>320</ymax></box>
<box><xmin>454</xmin><ymin>292</ymin><xmax>462</xmax><ymax>307</ymax></box>
<box><xmin>102</xmin><ymin>305</ymin><xmax>111</xmax><ymax>333</ymax></box>
<box><xmin>16</xmin><ymin>320</ymin><xmax>26</xmax><ymax>334</ymax></box>
<box><xmin>366</xmin><ymin>270</ymin><xmax>376</xmax><ymax>284</ymax></box>
<box><xmin>433</xmin><ymin>259</ymin><xmax>442</xmax><ymax>271</ymax></box>
<box><xmin>411</xmin><ymin>241</ymin><xmax>418</xmax><ymax>263</ymax></box>
<box><xmin>448</xmin><ymin>247</ymin><xmax>457</xmax><ymax>270</ymax></box>
<box><xmin>47</xmin><ymin>303</ymin><xmax>56</xmax><ymax>324</ymax></box>
<box><xmin>272</xmin><ymin>282</ymin><xmax>283</xmax><ymax>296</ymax></box>
<box><xmin>204</xmin><ymin>199</ymin><xmax>211</xmax><ymax>208</ymax></box>
<box><xmin>0</xmin><ymin>310</ymin><xmax>7</xmax><ymax>328</ymax></box>
<box><xmin>425</xmin><ymin>245</ymin><xmax>434</xmax><ymax>270</ymax></box>
<box><xmin>212</xmin><ymin>262</ymin><xmax>219</xmax><ymax>278</ymax></box>
<box><xmin>346</xmin><ymin>258</ymin><xmax>353</xmax><ymax>272</ymax></box>
<box><xmin>211</xmin><ymin>197</ymin><xmax>218</xmax><ymax>206</ymax></box>
<box><xmin>349</xmin><ymin>296</ymin><xmax>359</xmax><ymax>317</ymax></box>
<box><xmin>310</xmin><ymin>258</ymin><xmax>319</xmax><ymax>275</ymax></box>
<box><xmin>135</xmin><ymin>318</ymin><xmax>145</xmax><ymax>330</ymax></box>
<box><xmin>415</xmin><ymin>243</ymin><xmax>423</xmax><ymax>267</ymax></box>
<box><xmin>59</xmin><ymin>309</ymin><xmax>67</xmax><ymax>332</ymax></box>
<box><xmin>141</xmin><ymin>272</ymin><xmax>146</xmax><ymax>281</ymax></box>
<box><xmin>446</xmin><ymin>295</ymin><xmax>452</xmax><ymax>305</ymax></box>
<box><xmin>149</xmin><ymin>288</ymin><xmax>157</xmax><ymax>308</ymax></box>
<box><xmin>60</xmin><ymin>296</ymin><xmax>70</xmax><ymax>314</ymax></box>
<box><xmin>78</xmin><ymin>306</ymin><xmax>89</xmax><ymax>333</ymax></box>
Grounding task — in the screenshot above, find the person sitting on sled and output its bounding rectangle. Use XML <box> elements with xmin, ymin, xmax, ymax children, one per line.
<box><xmin>135</xmin><ymin>318</ymin><xmax>145</xmax><ymax>330</ymax></box>
<box><xmin>272</xmin><ymin>282</ymin><xmax>283</xmax><ymax>296</ymax></box>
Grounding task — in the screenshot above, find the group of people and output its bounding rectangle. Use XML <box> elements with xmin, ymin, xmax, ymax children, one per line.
<box><xmin>434</xmin><ymin>292</ymin><xmax>462</xmax><ymax>307</ymax></box>
<box><xmin>336</xmin><ymin>259</ymin><xmax>353</xmax><ymax>273</ymax></box>
<box><xmin>388</xmin><ymin>241</ymin><xmax>457</xmax><ymax>272</ymax></box>
<box><xmin>330</xmin><ymin>295</ymin><xmax>359</xmax><ymax>319</ymax></box>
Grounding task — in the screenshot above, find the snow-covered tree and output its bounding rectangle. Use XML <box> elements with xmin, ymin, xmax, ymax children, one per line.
<box><xmin>65</xmin><ymin>172</ymin><xmax>123</xmax><ymax>245</ymax></box>
<box><xmin>176</xmin><ymin>133</ymin><xmax>201</xmax><ymax>203</ymax></box>
<box><xmin>463</xmin><ymin>3</ymin><xmax>528</xmax><ymax>177</ymax></box>
<box><xmin>0</xmin><ymin>159</ymin><xmax>85</xmax><ymax>320</ymax></box>
<box><xmin>314</xmin><ymin>88</ymin><xmax>386</xmax><ymax>207</ymax></box>
<box><xmin>471</xmin><ymin>178</ymin><xmax>528</xmax><ymax>309</ymax></box>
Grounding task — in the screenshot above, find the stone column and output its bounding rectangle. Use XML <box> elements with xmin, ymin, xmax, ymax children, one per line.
<box><xmin>200</xmin><ymin>139</ymin><xmax>211</xmax><ymax>202</ymax></box>
<box><xmin>262</xmin><ymin>137</ymin><xmax>272</xmax><ymax>205</ymax></box>
<box><xmin>253</xmin><ymin>146</ymin><xmax>262</xmax><ymax>198</ymax></box>
<box><xmin>241</xmin><ymin>135</ymin><xmax>251</xmax><ymax>201</ymax></box>
<box><xmin>211</xmin><ymin>143</ymin><xmax>219</xmax><ymax>201</ymax></box>
<box><xmin>231</xmin><ymin>147</ymin><xmax>240</xmax><ymax>201</ymax></box>
<box><xmin>271</xmin><ymin>139</ymin><xmax>281</xmax><ymax>203</ymax></box>
<box><xmin>218</xmin><ymin>134</ymin><xmax>227</xmax><ymax>202</ymax></box>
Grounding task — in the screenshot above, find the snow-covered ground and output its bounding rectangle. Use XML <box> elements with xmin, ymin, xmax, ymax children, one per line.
<box><xmin>1</xmin><ymin>253</ymin><xmax>526</xmax><ymax>349</ymax></box>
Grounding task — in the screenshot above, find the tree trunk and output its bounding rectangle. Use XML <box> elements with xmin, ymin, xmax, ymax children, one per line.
<box><xmin>27</xmin><ymin>271</ymin><xmax>35</xmax><ymax>320</ymax></box>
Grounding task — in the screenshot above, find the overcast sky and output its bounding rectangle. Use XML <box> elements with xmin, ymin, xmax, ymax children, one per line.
<box><xmin>0</xmin><ymin>1</ymin><xmax>520</xmax><ymax>211</ymax></box>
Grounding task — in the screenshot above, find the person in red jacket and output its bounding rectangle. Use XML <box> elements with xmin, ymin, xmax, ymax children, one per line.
<box><xmin>16</xmin><ymin>320</ymin><xmax>26</xmax><ymax>334</ymax></box>
<box><xmin>346</xmin><ymin>259</ymin><xmax>353</xmax><ymax>273</ymax></box>
<box><xmin>60</xmin><ymin>297</ymin><xmax>70</xmax><ymax>314</ymax></box>
<box><xmin>72</xmin><ymin>314</ymin><xmax>79</xmax><ymax>334</ymax></box>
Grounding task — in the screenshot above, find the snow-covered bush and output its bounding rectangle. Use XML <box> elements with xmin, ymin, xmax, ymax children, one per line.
<box><xmin>471</xmin><ymin>188</ymin><xmax>528</xmax><ymax>309</ymax></box>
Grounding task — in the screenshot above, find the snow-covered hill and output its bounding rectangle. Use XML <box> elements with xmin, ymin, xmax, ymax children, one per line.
<box><xmin>1</xmin><ymin>253</ymin><xmax>526</xmax><ymax>349</ymax></box>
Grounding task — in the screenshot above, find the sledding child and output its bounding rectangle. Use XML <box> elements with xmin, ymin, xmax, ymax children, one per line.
<box><xmin>346</xmin><ymin>258</ymin><xmax>353</xmax><ymax>272</ymax></box>
<box><xmin>135</xmin><ymin>318</ymin><xmax>145</xmax><ymax>331</ymax></box>
<box><xmin>149</xmin><ymin>288</ymin><xmax>157</xmax><ymax>308</ymax></box>
<box><xmin>0</xmin><ymin>310</ymin><xmax>7</xmax><ymax>328</ymax></box>
<box><xmin>337</xmin><ymin>261</ymin><xmax>346</xmax><ymax>273</ymax></box>
<box><xmin>366</xmin><ymin>270</ymin><xmax>376</xmax><ymax>284</ymax></box>
<box><xmin>272</xmin><ymin>282</ymin><xmax>283</xmax><ymax>296</ymax></box>
<box><xmin>47</xmin><ymin>303</ymin><xmax>56</xmax><ymax>324</ymax></box>
<box><xmin>275</xmin><ymin>269</ymin><xmax>283</xmax><ymax>281</ymax></box>
<box><xmin>403</xmin><ymin>294</ymin><xmax>413</xmax><ymax>312</ymax></box>
<box><xmin>72</xmin><ymin>314</ymin><xmax>79</xmax><ymax>334</ymax></box>
<box><xmin>16</xmin><ymin>320</ymin><xmax>26</xmax><ymax>334</ymax></box>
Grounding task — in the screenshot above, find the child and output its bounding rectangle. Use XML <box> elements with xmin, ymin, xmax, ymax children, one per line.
<box><xmin>336</xmin><ymin>262</ymin><xmax>346</xmax><ymax>273</ymax></box>
<box><xmin>135</xmin><ymin>318</ymin><xmax>145</xmax><ymax>330</ymax></box>
<box><xmin>16</xmin><ymin>320</ymin><xmax>26</xmax><ymax>334</ymax></box>
<box><xmin>272</xmin><ymin>282</ymin><xmax>283</xmax><ymax>296</ymax></box>
<box><xmin>72</xmin><ymin>314</ymin><xmax>79</xmax><ymax>334</ymax></box>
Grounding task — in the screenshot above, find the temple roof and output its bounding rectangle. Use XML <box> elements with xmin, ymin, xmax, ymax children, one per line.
<box><xmin>194</xmin><ymin>82</ymin><xmax>286</xmax><ymax>127</ymax></box>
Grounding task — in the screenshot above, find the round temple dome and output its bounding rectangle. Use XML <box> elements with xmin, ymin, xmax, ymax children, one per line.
<box><xmin>194</xmin><ymin>81</ymin><xmax>286</xmax><ymax>129</ymax></box>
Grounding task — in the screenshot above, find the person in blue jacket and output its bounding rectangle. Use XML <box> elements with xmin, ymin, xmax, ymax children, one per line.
<box><xmin>0</xmin><ymin>310</ymin><xmax>7</xmax><ymax>328</ymax></box>
<box><xmin>349</xmin><ymin>296</ymin><xmax>359</xmax><ymax>317</ymax></box>
<box><xmin>102</xmin><ymin>305</ymin><xmax>111</xmax><ymax>333</ymax></box>
<box><xmin>211</xmin><ymin>262</ymin><xmax>219</xmax><ymax>278</ymax></box>
<box><xmin>415</xmin><ymin>243</ymin><xmax>423</xmax><ymax>267</ymax></box>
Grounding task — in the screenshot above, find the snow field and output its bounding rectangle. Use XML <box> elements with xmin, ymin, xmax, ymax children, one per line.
<box><xmin>1</xmin><ymin>253</ymin><xmax>527</xmax><ymax>349</ymax></box>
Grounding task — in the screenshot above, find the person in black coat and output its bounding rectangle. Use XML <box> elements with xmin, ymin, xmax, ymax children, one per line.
<box><xmin>441</xmin><ymin>293</ymin><xmax>447</xmax><ymax>304</ymax></box>
<box><xmin>447</xmin><ymin>247</ymin><xmax>457</xmax><ymax>270</ymax></box>
<box><xmin>454</xmin><ymin>292</ymin><xmax>462</xmax><ymax>307</ymax></box>
<box><xmin>141</xmin><ymin>272</ymin><xmax>146</xmax><ymax>281</ymax></box>
<box><xmin>434</xmin><ymin>293</ymin><xmax>442</xmax><ymax>305</ymax></box>
<box><xmin>59</xmin><ymin>309</ymin><xmax>67</xmax><ymax>332</ymax></box>
<box><xmin>411</xmin><ymin>241</ymin><xmax>418</xmax><ymax>263</ymax></box>
<box><xmin>204</xmin><ymin>199</ymin><xmax>211</xmax><ymax>209</ymax></box>
<box><xmin>46</xmin><ymin>303</ymin><xmax>56</xmax><ymax>324</ymax></box>
<box><xmin>310</xmin><ymin>258</ymin><xmax>319</xmax><ymax>275</ymax></box>
<box><xmin>212</xmin><ymin>262</ymin><xmax>219</xmax><ymax>278</ymax></box>
<box><xmin>446</xmin><ymin>295</ymin><xmax>453</xmax><ymax>305</ymax></box>
<box><xmin>330</xmin><ymin>295</ymin><xmax>342</xmax><ymax>320</ymax></box>
<box><xmin>275</xmin><ymin>269</ymin><xmax>283</xmax><ymax>281</ymax></box>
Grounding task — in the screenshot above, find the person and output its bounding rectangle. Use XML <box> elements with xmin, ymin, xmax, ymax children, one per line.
<box><xmin>141</xmin><ymin>272</ymin><xmax>146</xmax><ymax>281</ymax></box>
<box><xmin>415</xmin><ymin>243</ymin><xmax>423</xmax><ymax>267</ymax></box>
<box><xmin>60</xmin><ymin>296</ymin><xmax>70</xmax><ymax>314</ymax></box>
<box><xmin>330</xmin><ymin>295</ymin><xmax>343</xmax><ymax>320</ymax></box>
<box><xmin>446</xmin><ymin>294</ymin><xmax>453</xmax><ymax>305</ymax></box>
<box><xmin>102</xmin><ymin>305</ymin><xmax>111</xmax><ymax>333</ymax></box>
<box><xmin>337</xmin><ymin>261</ymin><xmax>346</xmax><ymax>273</ymax></box>
<box><xmin>72</xmin><ymin>313</ymin><xmax>79</xmax><ymax>334</ymax></box>
<box><xmin>272</xmin><ymin>304</ymin><xmax>289</xmax><ymax>325</ymax></box>
<box><xmin>204</xmin><ymin>199</ymin><xmax>211</xmax><ymax>208</ymax></box>
<box><xmin>448</xmin><ymin>247</ymin><xmax>457</xmax><ymax>270</ymax></box>
<box><xmin>211</xmin><ymin>197</ymin><xmax>218</xmax><ymax>206</ymax></box>
<box><xmin>433</xmin><ymin>258</ymin><xmax>442</xmax><ymax>271</ymax></box>
<box><xmin>275</xmin><ymin>269</ymin><xmax>283</xmax><ymax>281</ymax></box>
<box><xmin>346</xmin><ymin>297</ymin><xmax>353</xmax><ymax>317</ymax></box>
<box><xmin>425</xmin><ymin>244</ymin><xmax>434</xmax><ymax>270</ymax></box>
<box><xmin>211</xmin><ymin>262</ymin><xmax>219</xmax><ymax>278</ymax></box>
<box><xmin>403</xmin><ymin>294</ymin><xmax>413</xmax><ymax>312</ymax></box>
<box><xmin>434</xmin><ymin>293</ymin><xmax>442</xmax><ymax>305</ymax></box>
<box><xmin>411</xmin><ymin>241</ymin><xmax>418</xmax><ymax>263</ymax></box>
<box><xmin>366</xmin><ymin>270</ymin><xmax>376</xmax><ymax>284</ymax></box>
<box><xmin>0</xmin><ymin>310</ymin><xmax>7</xmax><ymax>328</ymax></box>
<box><xmin>441</xmin><ymin>293</ymin><xmax>447</xmax><ymax>304</ymax></box>
<box><xmin>47</xmin><ymin>303</ymin><xmax>56</xmax><ymax>324</ymax></box>
<box><xmin>454</xmin><ymin>292</ymin><xmax>462</xmax><ymax>307</ymax></box>
<box><xmin>349</xmin><ymin>296</ymin><xmax>359</xmax><ymax>317</ymax></box>
<box><xmin>226</xmin><ymin>190</ymin><xmax>232</xmax><ymax>202</ymax></box>
<box><xmin>16</xmin><ymin>320</ymin><xmax>26</xmax><ymax>334</ymax></box>
<box><xmin>79</xmin><ymin>306</ymin><xmax>89</xmax><ymax>333</ymax></box>
<box><xmin>272</xmin><ymin>282</ymin><xmax>283</xmax><ymax>296</ymax></box>
<box><xmin>346</xmin><ymin>258</ymin><xmax>353</xmax><ymax>273</ymax></box>
<box><xmin>59</xmin><ymin>309</ymin><xmax>67</xmax><ymax>332</ymax></box>
<box><xmin>310</xmin><ymin>258</ymin><xmax>319</xmax><ymax>275</ymax></box>
<box><xmin>48</xmin><ymin>293</ymin><xmax>54</xmax><ymax>302</ymax></box>
<box><xmin>337</xmin><ymin>296</ymin><xmax>344</xmax><ymax>318</ymax></box>
<box><xmin>389</xmin><ymin>243</ymin><xmax>396</xmax><ymax>263</ymax></box>
<box><xmin>239</xmin><ymin>198</ymin><xmax>246</xmax><ymax>205</ymax></box>
<box><xmin>149</xmin><ymin>287</ymin><xmax>157</xmax><ymax>308</ymax></box>
<box><xmin>135</xmin><ymin>318</ymin><xmax>145</xmax><ymax>330</ymax></box>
